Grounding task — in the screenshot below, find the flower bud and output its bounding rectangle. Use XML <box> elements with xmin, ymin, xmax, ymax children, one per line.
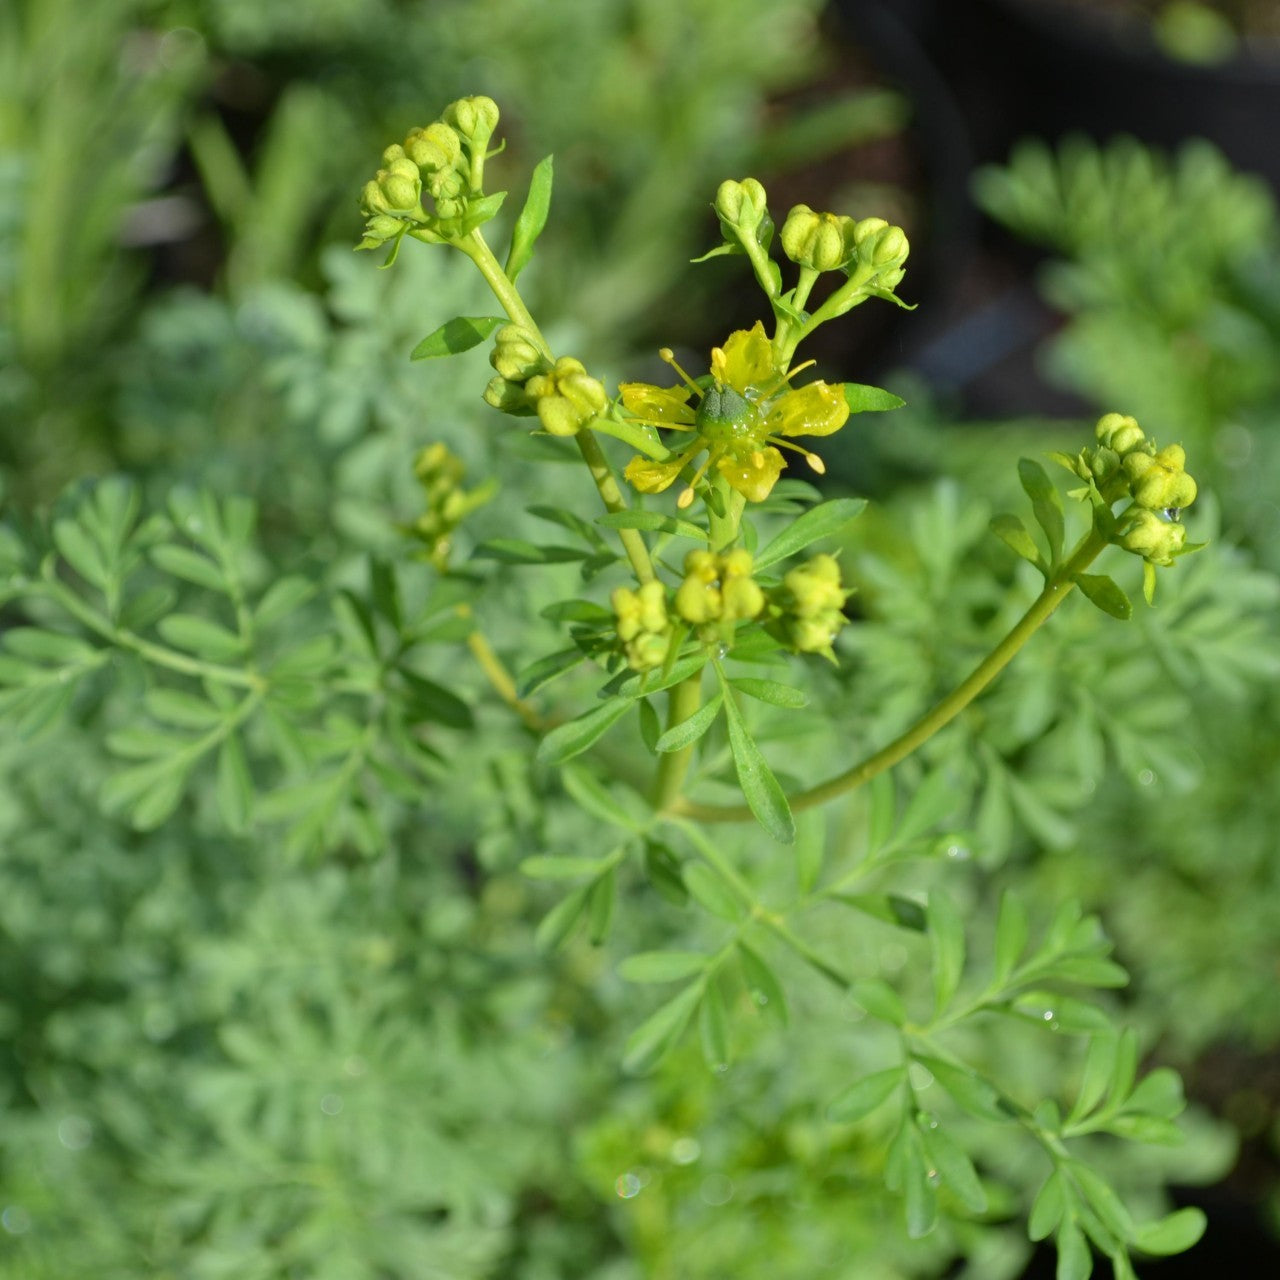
<box><xmin>781</xmin><ymin>206</ymin><xmax>857</xmax><ymax>272</ymax></box>
<box><xmin>1124</xmin><ymin>445</ymin><xmax>1197</xmax><ymax>511</ymax></box>
<box><xmin>526</xmin><ymin>358</ymin><xmax>608</xmax><ymax>436</ymax></box>
<box><xmin>722</xmin><ymin>575</ymin><xmax>765</xmax><ymax>622</ymax></box>
<box><xmin>376</xmin><ymin>158</ymin><xmax>422</xmax><ymax>212</ymax></box>
<box><xmin>483</xmin><ymin>376</ymin><xmax>537</xmax><ymax>416</ymax></box>
<box><xmin>869</xmin><ymin>224</ymin><xmax>909</xmax><ymax>266</ymax></box>
<box><xmin>715</xmin><ymin>178</ymin><xmax>768</xmax><ymax>231</ymax></box>
<box><xmin>490</xmin><ymin>325</ymin><xmax>549</xmax><ymax>383</ymax></box>
<box><xmin>637</xmin><ymin>580</ymin><xmax>669</xmax><ymax>635</ymax></box>
<box><xmin>404</xmin><ymin>122</ymin><xmax>463</xmax><ymax>173</ymax></box>
<box><xmin>674</xmin><ymin>576</ymin><xmax>720</xmax><ymax>624</ymax></box>
<box><xmin>1095</xmin><ymin>412</ymin><xmax>1145</xmax><ymax>456</ymax></box>
<box><xmin>612</xmin><ymin>582</ymin><xmax>671</xmax><ymax>671</ymax></box>
<box><xmin>443</xmin><ymin>96</ymin><xmax>500</xmax><ymax>147</ymax></box>
<box><xmin>1118</xmin><ymin>509</ymin><xmax>1187</xmax><ymax>565</ymax></box>
<box><xmin>427</xmin><ymin>167</ymin><xmax>466</xmax><ymax>203</ymax></box>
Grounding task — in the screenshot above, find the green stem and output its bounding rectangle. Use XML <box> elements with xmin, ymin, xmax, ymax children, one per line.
<box><xmin>651</xmin><ymin>674</ymin><xmax>705</xmax><ymax>811</ymax></box>
<box><xmin>775</xmin><ymin>262</ymin><xmax>876</xmax><ymax>367</ymax></box>
<box><xmin>707</xmin><ymin>472</ymin><xmax>744</xmax><ymax>553</ymax></box>
<box><xmin>760</xmin><ymin>914</ymin><xmax>852</xmax><ymax>991</ymax></box>
<box><xmin>39</xmin><ymin>569</ymin><xmax>266</xmax><ymax>692</ymax></box>
<box><xmin>670</xmin><ymin>527</ymin><xmax>1109</xmax><ymax>823</ymax></box>
<box><xmin>458</xmin><ymin>229</ymin><xmax>656</xmax><ymax>584</ymax></box>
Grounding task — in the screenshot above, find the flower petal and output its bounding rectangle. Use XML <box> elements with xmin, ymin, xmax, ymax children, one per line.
<box><xmin>717</xmin><ymin>321</ymin><xmax>774</xmax><ymax>393</ymax></box>
<box><xmin>625</xmin><ymin>451</ymin><xmax>693</xmax><ymax>494</ymax></box>
<box><xmin>716</xmin><ymin>446</ymin><xmax>785</xmax><ymax>503</ymax></box>
<box><xmin>764</xmin><ymin>382</ymin><xmax>850</xmax><ymax>438</ymax></box>
<box><xmin>620</xmin><ymin>382</ymin><xmax>696</xmax><ymax>426</ymax></box>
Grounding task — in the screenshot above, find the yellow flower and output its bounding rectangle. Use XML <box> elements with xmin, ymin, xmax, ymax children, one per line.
<box><xmin>619</xmin><ymin>322</ymin><xmax>849</xmax><ymax>507</ymax></box>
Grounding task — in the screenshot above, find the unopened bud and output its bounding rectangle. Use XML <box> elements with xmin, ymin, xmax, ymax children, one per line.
<box><xmin>1118</xmin><ymin>509</ymin><xmax>1187</xmax><ymax>565</ymax></box>
<box><xmin>377</xmin><ymin>157</ymin><xmax>421</xmax><ymax>212</ymax></box>
<box><xmin>1095</xmin><ymin>412</ymin><xmax>1145</xmax><ymax>456</ymax></box>
<box><xmin>715</xmin><ymin>178</ymin><xmax>768</xmax><ymax>231</ymax></box>
<box><xmin>404</xmin><ymin>122</ymin><xmax>463</xmax><ymax>173</ymax></box>
<box><xmin>443</xmin><ymin>96</ymin><xmax>500</xmax><ymax>147</ymax></box>
<box><xmin>781</xmin><ymin>206</ymin><xmax>857</xmax><ymax>272</ymax></box>
<box><xmin>1124</xmin><ymin>445</ymin><xmax>1197</xmax><ymax>511</ymax></box>
<box><xmin>490</xmin><ymin>324</ymin><xmax>548</xmax><ymax>383</ymax></box>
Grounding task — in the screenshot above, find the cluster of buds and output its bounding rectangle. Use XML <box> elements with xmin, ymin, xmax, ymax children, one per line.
<box><xmin>358</xmin><ymin>95</ymin><xmax>500</xmax><ymax>249</ymax></box>
<box><xmin>673</xmin><ymin>550</ymin><xmax>766</xmax><ymax>634</ymax></box>
<box><xmin>1057</xmin><ymin>413</ymin><xmax>1199</xmax><ymax>567</ymax></box>
<box><xmin>484</xmin><ymin>345</ymin><xmax>608</xmax><ymax>437</ymax></box>
<box><xmin>404</xmin><ymin>442</ymin><xmax>495</xmax><ymax>571</ymax></box>
<box><xmin>768</xmin><ymin>554</ymin><xmax>850</xmax><ymax>659</ymax></box>
<box><xmin>611</xmin><ymin>581</ymin><xmax>673</xmax><ymax>672</ymax></box>
<box><xmin>780</xmin><ymin>206</ymin><xmax>909</xmax><ymax>286</ymax></box>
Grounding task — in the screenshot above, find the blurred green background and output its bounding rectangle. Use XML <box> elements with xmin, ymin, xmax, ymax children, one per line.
<box><xmin>3</xmin><ymin>0</ymin><xmax>1280</xmax><ymax>1276</ymax></box>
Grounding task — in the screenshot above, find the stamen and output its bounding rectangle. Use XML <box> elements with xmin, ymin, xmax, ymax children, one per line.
<box><xmin>710</xmin><ymin>347</ymin><xmax>728</xmax><ymax>386</ymax></box>
<box><xmin>677</xmin><ymin>449</ymin><xmax>717</xmax><ymax>509</ymax></box>
<box><xmin>806</xmin><ymin>452</ymin><xmax>826</xmax><ymax>475</ymax></box>
<box><xmin>766</xmin><ymin>434</ymin><xmax>821</xmax><ymax>461</ymax></box>
<box><xmin>660</xmin><ymin>347</ymin><xmax>705</xmax><ymax>398</ymax></box>
<box><xmin>760</xmin><ymin>358</ymin><xmax>818</xmax><ymax>397</ymax></box>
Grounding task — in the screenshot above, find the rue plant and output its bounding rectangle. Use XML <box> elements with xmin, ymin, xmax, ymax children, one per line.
<box><xmin>0</xmin><ymin>96</ymin><xmax>1217</xmax><ymax>1278</ymax></box>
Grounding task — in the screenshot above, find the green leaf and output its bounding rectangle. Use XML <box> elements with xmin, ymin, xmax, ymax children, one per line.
<box><xmin>683</xmin><ymin>862</ymin><xmax>745</xmax><ymax>922</ymax></box>
<box><xmin>919</xmin><ymin>1121</ymin><xmax>987</xmax><ymax>1213</ymax></box>
<box><xmin>129</xmin><ymin>769</ymin><xmax>189</xmax><ymax>830</ymax></box>
<box><xmin>753</xmin><ymin>497</ymin><xmax>868</xmax><ymax>570</ymax></box>
<box><xmin>506</xmin><ymin>153</ymin><xmax>554</xmax><ymax>281</ymax></box>
<box><xmin>516</xmin><ymin>646</ymin><xmax>584</xmax><ymax>698</ymax></box>
<box><xmin>537</xmin><ymin>697</ymin><xmax>633</xmax><ymax>765</ymax></box>
<box><xmin>1124</xmin><ymin>1067</ymin><xmax>1186</xmax><ymax>1119</ymax></box>
<box><xmin>410</xmin><ymin>315</ymin><xmax>506</xmax><ymax>360</ymax></box>
<box><xmin>654</xmin><ymin>693</ymin><xmax>722</xmax><ymax>753</ymax></box>
<box><xmin>794</xmin><ymin>809</ymin><xmax>825</xmax><ymax>896</ymax></box>
<box><xmin>587</xmin><ymin>866</ymin><xmax>616</xmax><ymax>944</ymax></box>
<box><xmin>928</xmin><ymin>890</ymin><xmax>965</xmax><ymax>1016</ymax></box>
<box><xmin>216</xmin><ymin>732</ymin><xmax>253</xmax><ymax>833</ymax></box>
<box><xmin>698</xmin><ymin>979</ymin><xmax>730</xmax><ymax>1071</ymax></box>
<box><xmin>1066</xmin><ymin>1034</ymin><xmax>1118</xmax><ymax>1128</ymax></box>
<box><xmin>1132</xmin><ymin>1207</ymin><xmax>1207</xmax><ymax>1257</ymax></box>
<box><xmin>254</xmin><ymin>576</ymin><xmax>317</xmax><ymax>627</ymax></box>
<box><xmin>157</xmin><ymin>614</ymin><xmax>244</xmax><ymax>661</ymax></box>
<box><xmin>730</xmin><ymin>677</ymin><xmax>808</xmax><ymax>708</ymax></box>
<box><xmin>718</xmin><ymin>673</ymin><xmax>794</xmax><ymax>844</ymax></box>
<box><xmin>519</xmin><ymin>855</ymin><xmax>608</xmax><ymax>880</ymax></box>
<box><xmin>53</xmin><ymin>519</ymin><xmax>108</xmax><ymax>589</ymax></box>
<box><xmin>1029</xmin><ymin>1171</ymin><xmax>1067</xmax><ymax>1241</ymax></box>
<box><xmin>618</xmin><ymin>951</ymin><xmax>710</xmax><ymax>983</ymax></box>
<box><xmin>638</xmin><ymin>696</ymin><xmax>661</xmax><ymax>753</ymax></box>
<box><xmin>894</xmin><ymin>768</ymin><xmax>959</xmax><ymax>845</ymax></box>
<box><xmin>844</xmin><ymin>383</ymin><xmax>906</xmax><ymax>413</ymax></box>
<box><xmin>119</xmin><ymin>584</ymin><xmax>178</xmax><ymax>631</ymax></box>
<box><xmin>643</xmin><ymin>839</ymin><xmax>687</xmax><ymax>905</ymax></box>
<box><xmin>1069</xmin><ymin>1162</ymin><xmax>1133</xmax><ymax>1244</ymax></box>
<box><xmin>901</xmin><ymin>1127</ymin><xmax>939</xmax><ymax>1238</ymax></box>
<box><xmin>1075</xmin><ymin>573</ymin><xmax>1132</xmax><ymax>621</ymax></box>
<box><xmin>834</xmin><ymin>893</ymin><xmax>927</xmax><ymax>931</ymax></box>
<box><xmin>562</xmin><ymin>764</ymin><xmax>647</xmax><ymax>830</ymax></box>
<box><xmin>459</xmin><ymin>189</ymin><xmax>506</xmax><ymax>234</ymax></box>
<box><xmin>472</xmin><ymin>538</ymin><xmax>589</xmax><ymax>564</ymax></box>
<box><xmin>737</xmin><ymin>942</ymin><xmax>788</xmax><ymax>1024</ymax></box>
<box><xmin>1014</xmin><ymin>992</ymin><xmax>1113</xmax><ymax>1034</ymax></box>
<box><xmin>1018</xmin><ymin>458</ymin><xmax>1065</xmax><ymax>562</ymax></box>
<box><xmin>917</xmin><ymin>1055</ymin><xmax>1009</xmax><ymax>1122</ymax></box>
<box><xmin>623</xmin><ymin>982</ymin><xmax>702</xmax><ymax>1074</ymax></box>
<box><xmin>993</xmin><ymin>891</ymin><xmax>1029</xmax><ymax>984</ymax></box>
<box><xmin>535</xmin><ymin>885</ymin><xmax>591</xmax><ymax>951</ymax></box>
<box><xmin>398</xmin><ymin>669</ymin><xmax>473</xmax><ymax>730</ymax></box>
<box><xmin>990</xmin><ymin>513</ymin><xmax>1047</xmax><ymax>571</ymax></box>
<box><xmin>596</xmin><ymin>510</ymin><xmax>709</xmax><ymax>541</ymax></box>
<box><xmin>849</xmin><ymin>978</ymin><xmax>906</xmax><ymax>1026</ymax></box>
<box><xmin>828</xmin><ymin>1065</ymin><xmax>905</xmax><ymax>1122</ymax></box>
<box><xmin>150</xmin><ymin>544</ymin><xmax>226</xmax><ymax>592</ymax></box>
<box><xmin>3</xmin><ymin>628</ymin><xmax>95</xmax><ymax>664</ymax></box>
<box><xmin>1056</xmin><ymin>1221</ymin><xmax>1092</xmax><ymax>1280</ymax></box>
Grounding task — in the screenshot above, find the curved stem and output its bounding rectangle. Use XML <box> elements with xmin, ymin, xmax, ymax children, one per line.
<box><xmin>457</xmin><ymin>229</ymin><xmax>656</xmax><ymax>584</ymax></box>
<box><xmin>668</xmin><ymin>527</ymin><xmax>1109</xmax><ymax>823</ymax></box>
